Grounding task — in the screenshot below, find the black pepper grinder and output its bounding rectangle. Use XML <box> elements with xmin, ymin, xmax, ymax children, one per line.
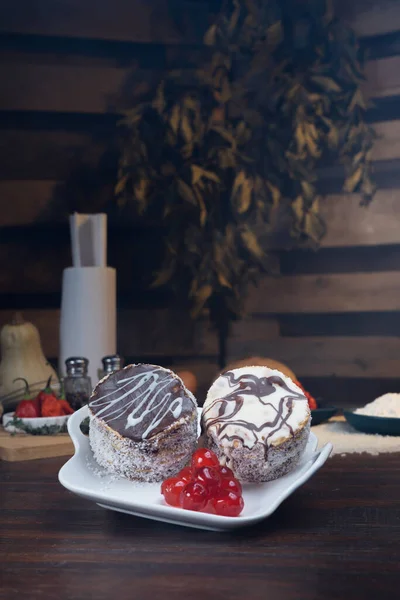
<box><xmin>99</xmin><ymin>354</ymin><xmax>123</xmax><ymax>379</ymax></box>
<box><xmin>64</xmin><ymin>357</ymin><xmax>92</xmax><ymax>410</ymax></box>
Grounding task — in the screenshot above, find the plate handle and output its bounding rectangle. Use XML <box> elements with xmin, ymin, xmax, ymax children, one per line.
<box><xmin>67</xmin><ymin>405</ymin><xmax>90</xmax><ymax>451</ymax></box>
<box><xmin>308</xmin><ymin>443</ymin><xmax>333</xmax><ymax>469</ymax></box>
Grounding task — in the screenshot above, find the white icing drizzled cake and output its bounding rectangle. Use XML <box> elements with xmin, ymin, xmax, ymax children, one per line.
<box><xmin>202</xmin><ymin>366</ymin><xmax>311</xmax><ymax>483</ymax></box>
<box><xmin>89</xmin><ymin>364</ymin><xmax>198</xmax><ymax>482</ymax></box>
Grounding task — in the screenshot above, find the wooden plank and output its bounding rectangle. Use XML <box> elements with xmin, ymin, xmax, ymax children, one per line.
<box><xmin>280</xmin><ymin>245</ymin><xmax>400</xmax><ymax>276</ymax></box>
<box><xmin>0</xmin><ymin>1</ymin><xmax>398</xmax><ymax>47</ymax></box>
<box><xmin>0</xmin><ymin>64</ymin><xmax>126</xmax><ymax>114</ymax></box>
<box><xmin>249</xmin><ymin>272</ymin><xmax>400</xmax><ymax>314</ymax></box>
<box><xmin>0</xmin><ymin>1</ymin><xmax>209</xmax><ymax>44</ymax></box>
<box><xmin>228</xmin><ymin>318</ymin><xmax>279</xmax><ymax>351</ymax></box>
<box><xmin>269</xmin><ymin>189</ymin><xmax>400</xmax><ymax>250</ymax></box>
<box><xmin>119</xmin><ymin>313</ymin><xmax>278</xmax><ymax>358</ymax></box>
<box><xmin>8</xmin><ymin>123</ymin><xmax>400</xmax><ymax>183</ymax></box>
<box><xmin>321</xmin><ymin>190</ymin><xmax>400</xmax><ymax>247</ymax></box>
<box><xmin>364</xmin><ymin>56</ymin><xmax>400</xmax><ymax>99</ymax></box>
<box><xmin>317</xmin><ymin>158</ymin><xmax>400</xmax><ymax>194</ymax></box>
<box><xmin>118</xmin><ymin>309</ymin><xmax>202</xmax><ymax>359</ymax></box>
<box><xmin>0</xmin><ymin>231</ymin><xmax>277</xmax><ymax>296</ymax></box>
<box><xmin>0</xmin><ymin>229</ymin><xmax>166</xmax><ymax>295</ymax></box>
<box><xmin>0</xmin><ymin>428</ymin><xmax>74</xmax><ymax>462</ymax></box>
<box><xmin>0</xmin><ymin>63</ymin><xmax>182</xmax><ymax>114</ymax></box>
<box><xmin>279</xmin><ymin>312</ymin><xmax>400</xmax><ymax>338</ymax></box>
<box><xmin>0</xmin><ymin>37</ymin><xmax>207</xmax><ymax>71</ymax></box>
<box><xmin>0</xmin><ymin>130</ymin><xmax>105</xmax><ymax>180</ymax></box>
<box><xmin>0</xmin><ymin>183</ymin><xmax>399</xmax><ymax>254</ymax></box>
<box><xmin>336</xmin><ymin>0</ymin><xmax>400</xmax><ymax>37</ymax></box>
<box><xmin>0</xmin><ymin>309</ymin><xmax>278</xmax><ymax>361</ymax></box>
<box><xmin>0</xmin><ymin>181</ymin><xmax>62</xmax><ymax>225</ymax></box>
<box><xmin>230</xmin><ymin>336</ymin><xmax>400</xmax><ymax>378</ymax></box>
<box><xmin>0</xmin><ymin>240</ymin><xmax>69</xmax><ymax>294</ymax></box>
<box><xmin>372</xmin><ymin>121</ymin><xmax>400</xmax><ymax>161</ymax></box>
<box><xmin>0</xmin><ymin>58</ymin><xmax>396</xmax><ymax>114</ymax></box>
<box><xmin>0</xmin><ymin>184</ymin><xmax>400</xmax><ymax>250</ymax></box>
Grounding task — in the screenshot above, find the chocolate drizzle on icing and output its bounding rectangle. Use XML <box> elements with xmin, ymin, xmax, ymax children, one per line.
<box><xmin>89</xmin><ymin>364</ymin><xmax>195</xmax><ymax>441</ymax></box>
<box><xmin>203</xmin><ymin>370</ymin><xmax>307</xmax><ymax>453</ymax></box>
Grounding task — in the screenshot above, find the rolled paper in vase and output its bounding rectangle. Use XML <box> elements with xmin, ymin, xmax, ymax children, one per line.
<box><xmin>60</xmin><ymin>266</ymin><xmax>117</xmax><ymax>386</ymax></box>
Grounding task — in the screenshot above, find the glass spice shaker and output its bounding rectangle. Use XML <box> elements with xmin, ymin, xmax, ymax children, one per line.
<box><xmin>99</xmin><ymin>354</ymin><xmax>123</xmax><ymax>380</ymax></box>
<box><xmin>64</xmin><ymin>357</ymin><xmax>92</xmax><ymax>411</ymax></box>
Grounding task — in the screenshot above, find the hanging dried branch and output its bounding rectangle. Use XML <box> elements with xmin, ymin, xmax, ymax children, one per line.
<box><xmin>115</xmin><ymin>0</ymin><xmax>375</xmax><ymax>351</ymax></box>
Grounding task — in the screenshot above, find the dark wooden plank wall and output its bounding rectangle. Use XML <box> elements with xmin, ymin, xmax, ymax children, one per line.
<box><xmin>1</xmin><ymin>0</ymin><xmax>400</xmax><ymax>404</ymax></box>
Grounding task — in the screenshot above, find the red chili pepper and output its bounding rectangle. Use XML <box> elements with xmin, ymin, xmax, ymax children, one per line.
<box><xmin>58</xmin><ymin>399</ymin><xmax>74</xmax><ymax>415</ymax></box>
<box><xmin>36</xmin><ymin>376</ymin><xmax>58</xmax><ymax>414</ymax></box>
<box><xmin>15</xmin><ymin>400</ymin><xmax>40</xmax><ymax>418</ymax></box>
<box><xmin>13</xmin><ymin>378</ymin><xmax>40</xmax><ymax>418</ymax></box>
<box><xmin>41</xmin><ymin>396</ymin><xmax>63</xmax><ymax>417</ymax></box>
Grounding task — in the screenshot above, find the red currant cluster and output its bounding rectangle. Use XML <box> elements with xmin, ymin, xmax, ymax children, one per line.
<box><xmin>161</xmin><ymin>448</ymin><xmax>244</xmax><ymax>517</ymax></box>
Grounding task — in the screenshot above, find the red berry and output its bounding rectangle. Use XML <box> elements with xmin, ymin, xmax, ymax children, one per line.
<box><xmin>161</xmin><ymin>477</ymin><xmax>186</xmax><ymax>507</ymax></box>
<box><xmin>220</xmin><ymin>477</ymin><xmax>242</xmax><ymax>495</ymax></box>
<box><xmin>178</xmin><ymin>467</ymin><xmax>193</xmax><ymax>483</ymax></box>
<box><xmin>161</xmin><ymin>479</ymin><xmax>169</xmax><ymax>496</ymax></box>
<box><xmin>212</xmin><ymin>492</ymin><xmax>244</xmax><ymax>517</ymax></box>
<box><xmin>194</xmin><ymin>466</ymin><xmax>221</xmax><ymax>495</ymax></box>
<box><xmin>218</xmin><ymin>465</ymin><xmax>235</xmax><ymax>479</ymax></box>
<box><xmin>181</xmin><ymin>481</ymin><xmax>208</xmax><ymax>512</ymax></box>
<box><xmin>204</xmin><ymin>498</ymin><xmax>216</xmax><ymax>514</ymax></box>
<box><xmin>191</xmin><ymin>448</ymin><xmax>219</xmax><ymax>470</ymax></box>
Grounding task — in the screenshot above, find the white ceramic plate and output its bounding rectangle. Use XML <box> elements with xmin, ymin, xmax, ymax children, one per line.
<box><xmin>59</xmin><ymin>406</ymin><xmax>332</xmax><ymax>531</ymax></box>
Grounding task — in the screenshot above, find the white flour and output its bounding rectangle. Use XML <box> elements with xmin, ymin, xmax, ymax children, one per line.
<box><xmin>355</xmin><ymin>393</ymin><xmax>400</xmax><ymax>418</ymax></box>
<box><xmin>315</xmin><ymin>420</ymin><xmax>400</xmax><ymax>456</ymax></box>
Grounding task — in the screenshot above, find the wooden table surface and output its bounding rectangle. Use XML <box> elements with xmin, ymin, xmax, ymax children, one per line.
<box><xmin>1</xmin><ymin>454</ymin><xmax>399</xmax><ymax>600</ymax></box>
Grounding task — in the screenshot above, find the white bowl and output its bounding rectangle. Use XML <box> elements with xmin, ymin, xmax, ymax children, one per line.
<box><xmin>59</xmin><ymin>406</ymin><xmax>332</xmax><ymax>531</ymax></box>
<box><xmin>3</xmin><ymin>411</ymin><xmax>71</xmax><ymax>435</ymax></box>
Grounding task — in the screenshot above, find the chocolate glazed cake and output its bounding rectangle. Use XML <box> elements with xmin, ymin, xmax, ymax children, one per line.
<box><xmin>88</xmin><ymin>364</ymin><xmax>198</xmax><ymax>482</ymax></box>
<box><xmin>202</xmin><ymin>366</ymin><xmax>310</xmax><ymax>483</ymax></box>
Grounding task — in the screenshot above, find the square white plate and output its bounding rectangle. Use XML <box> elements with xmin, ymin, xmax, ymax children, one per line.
<box><xmin>59</xmin><ymin>406</ymin><xmax>332</xmax><ymax>531</ymax></box>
